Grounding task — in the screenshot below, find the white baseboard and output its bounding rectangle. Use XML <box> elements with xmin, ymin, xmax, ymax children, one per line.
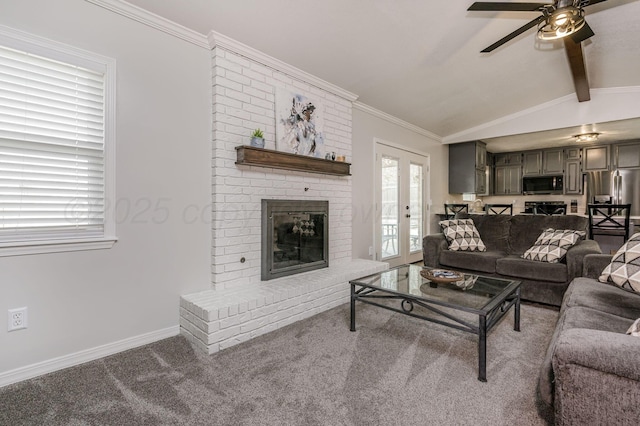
<box><xmin>0</xmin><ymin>326</ymin><xmax>180</xmax><ymax>388</ymax></box>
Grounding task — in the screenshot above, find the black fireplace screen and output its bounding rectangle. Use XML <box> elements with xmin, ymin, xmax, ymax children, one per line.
<box><xmin>261</xmin><ymin>200</ymin><xmax>328</xmax><ymax>280</ymax></box>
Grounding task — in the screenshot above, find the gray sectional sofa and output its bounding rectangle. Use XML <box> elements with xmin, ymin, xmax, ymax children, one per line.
<box><xmin>422</xmin><ymin>214</ymin><xmax>601</xmax><ymax>306</ymax></box>
<box><xmin>537</xmin><ymin>254</ymin><xmax>640</xmax><ymax>425</ymax></box>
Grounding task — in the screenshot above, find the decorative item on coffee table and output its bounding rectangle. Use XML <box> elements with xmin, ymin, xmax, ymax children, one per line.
<box><xmin>420</xmin><ymin>268</ymin><xmax>462</xmax><ymax>283</ymax></box>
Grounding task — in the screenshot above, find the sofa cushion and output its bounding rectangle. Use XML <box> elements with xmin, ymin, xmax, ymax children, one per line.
<box><xmin>439</xmin><ymin>219</ymin><xmax>486</xmax><ymax>252</ymax></box>
<box><xmin>457</xmin><ymin>214</ymin><xmax>511</xmax><ymax>252</ymax></box>
<box><xmin>508</xmin><ymin>215</ymin><xmax>589</xmax><ymax>255</ymax></box>
<box><xmin>496</xmin><ymin>256</ymin><xmax>567</xmax><ymax>283</ymax></box>
<box><xmin>562</xmin><ymin>277</ymin><xmax>640</xmax><ymax>320</ymax></box>
<box><xmin>439</xmin><ymin>250</ymin><xmax>505</xmax><ymax>274</ymax></box>
<box><xmin>599</xmin><ymin>232</ymin><xmax>640</xmax><ymax>293</ymax></box>
<box><xmin>521</xmin><ymin>228</ymin><xmax>586</xmax><ymax>263</ymax></box>
<box><xmin>558</xmin><ymin>305</ymin><xmax>634</xmax><ymax>345</ymax></box>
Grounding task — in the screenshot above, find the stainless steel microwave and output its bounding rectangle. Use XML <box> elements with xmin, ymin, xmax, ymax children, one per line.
<box><xmin>522</xmin><ymin>175</ymin><xmax>564</xmax><ymax>195</ymax></box>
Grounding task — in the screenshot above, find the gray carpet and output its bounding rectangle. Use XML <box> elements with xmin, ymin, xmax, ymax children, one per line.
<box><xmin>0</xmin><ymin>302</ymin><xmax>558</xmax><ymax>425</ymax></box>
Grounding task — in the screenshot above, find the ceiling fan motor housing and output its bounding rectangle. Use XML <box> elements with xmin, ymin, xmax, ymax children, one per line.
<box><xmin>557</xmin><ymin>0</ymin><xmax>580</xmax><ymax>8</ymax></box>
<box><xmin>539</xmin><ymin>1</ymin><xmax>586</xmax><ymax>40</ymax></box>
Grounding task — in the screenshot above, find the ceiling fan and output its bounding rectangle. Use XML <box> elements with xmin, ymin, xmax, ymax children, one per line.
<box><xmin>468</xmin><ymin>0</ymin><xmax>609</xmax><ymax>102</ymax></box>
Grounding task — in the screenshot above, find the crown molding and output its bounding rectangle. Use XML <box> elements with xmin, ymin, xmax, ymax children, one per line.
<box><xmin>84</xmin><ymin>1</ymin><xmax>357</xmax><ymax>102</ymax></box>
<box><xmin>595</xmin><ymin>86</ymin><xmax>640</xmax><ymax>95</ymax></box>
<box><xmin>353</xmin><ymin>101</ymin><xmax>442</xmax><ymax>141</ymax></box>
<box><xmin>84</xmin><ymin>2</ymin><xmax>359</xmax><ymax>103</ymax></box>
<box><xmin>84</xmin><ymin>0</ymin><xmax>209</xmax><ymax>48</ymax></box>
<box><xmin>208</xmin><ymin>31</ymin><xmax>358</xmax><ymax>102</ymax></box>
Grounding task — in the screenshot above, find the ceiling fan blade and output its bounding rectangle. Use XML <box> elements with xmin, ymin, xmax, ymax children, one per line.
<box><xmin>564</xmin><ymin>37</ymin><xmax>591</xmax><ymax>102</ymax></box>
<box><xmin>481</xmin><ymin>15</ymin><xmax>545</xmax><ymax>52</ymax></box>
<box><xmin>570</xmin><ymin>21</ymin><xmax>595</xmax><ymax>43</ymax></box>
<box><xmin>583</xmin><ymin>0</ymin><xmax>608</xmax><ymax>6</ymax></box>
<box><xmin>468</xmin><ymin>2</ymin><xmax>547</xmax><ymax>12</ymax></box>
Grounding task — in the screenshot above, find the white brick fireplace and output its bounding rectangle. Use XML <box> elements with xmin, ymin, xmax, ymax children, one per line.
<box><xmin>180</xmin><ymin>33</ymin><xmax>387</xmax><ymax>354</ymax></box>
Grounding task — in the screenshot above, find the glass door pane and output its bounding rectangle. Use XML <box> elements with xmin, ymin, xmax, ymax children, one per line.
<box><xmin>381</xmin><ymin>155</ymin><xmax>399</xmax><ymax>259</ymax></box>
<box><xmin>409</xmin><ymin>162</ymin><xmax>423</xmax><ymax>253</ymax></box>
<box><xmin>376</xmin><ymin>143</ymin><xmax>429</xmax><ymax>266</ymax></box>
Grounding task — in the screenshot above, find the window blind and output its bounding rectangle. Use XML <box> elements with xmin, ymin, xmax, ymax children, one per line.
<box><xmin>0</xmin><ymin>44</ymin><xmax>106</xmax><ymax>243</ymax></box>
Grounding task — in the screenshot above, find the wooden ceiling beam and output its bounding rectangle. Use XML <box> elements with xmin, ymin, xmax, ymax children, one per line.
<box><xmin>564</xmin><ymin>37</ymin><xmax>591</xmax><ymax>102</ymax></box>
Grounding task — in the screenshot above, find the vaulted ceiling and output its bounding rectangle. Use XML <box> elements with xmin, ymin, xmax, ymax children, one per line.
<box><xmin>125</xmin><ymin>0</ymin><xmax>640</xmax><ymax>148</ymax></box>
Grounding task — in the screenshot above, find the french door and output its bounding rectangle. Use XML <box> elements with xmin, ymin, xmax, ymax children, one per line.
<box><xmin>376</xmin><ymin>143</ymin><xmax>429</xmax><ymax>267</ymax></box>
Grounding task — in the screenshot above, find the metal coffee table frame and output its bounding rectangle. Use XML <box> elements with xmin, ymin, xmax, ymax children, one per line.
<box><xmin>349</xmin><ymin>265</ymin><xmax>521</xmax><ymax>382</ymax></box>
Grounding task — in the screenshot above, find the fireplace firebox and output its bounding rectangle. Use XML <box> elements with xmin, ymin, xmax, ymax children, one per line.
<box><xmin>261</xmin><ymin>200</ymin><xmax>328</xmax><ymax>280</ymax></box>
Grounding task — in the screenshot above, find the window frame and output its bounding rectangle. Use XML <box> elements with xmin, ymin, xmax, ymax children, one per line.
<box><xmin>0</xmin><ymin>25</ymin><xmax>116</xmax><ymax>256</ymax></box>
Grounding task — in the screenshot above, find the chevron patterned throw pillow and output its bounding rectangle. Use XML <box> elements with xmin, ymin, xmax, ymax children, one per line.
<box><xmin>521</xmin><ymin>228</ymin><xmax>586</xmax><ymax>263</ymax></box>
<box><xmin>599</xmin><ymin>232</ymin><xmax>640</xmax><ymax>293</ymax></box>
<box><xmin>439</xmin><ymin>219</ymin><xmax>486</xmax><ymax>252</ymax></box>
<box><xmin>627</xmin><ymin>318</ymin><xmax>640</xmax><ymax>337</ymax></box>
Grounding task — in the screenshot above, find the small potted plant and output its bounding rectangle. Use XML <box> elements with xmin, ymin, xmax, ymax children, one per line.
<box><xmin>250</xmin><ymin>128</ymin><xmax>265</xmax><ymax>148</ymax></box>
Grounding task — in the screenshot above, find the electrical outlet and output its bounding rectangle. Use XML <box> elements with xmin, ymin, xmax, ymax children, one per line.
<box><xmin>8</xmin><ymin>307</ymin><xmax>28</xmax><ymax>331</ymax></box>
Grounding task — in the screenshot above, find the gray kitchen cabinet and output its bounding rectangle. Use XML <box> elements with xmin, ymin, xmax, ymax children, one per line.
<box><xmin>613</xmin><ymin>142</ymin><xmax>640</xmax><ymax>169</ymax></box>
<box><xmin>542</xmin><ymin>148</ymin><xmax>564</xmax><ymax>175</ymax></box>
<box><xmin>494</xmin><ymin>152</ymin><xmax>522</xmax><ymax>166</ymax></box>
<box><xmin>476</xmin><ymin>142</ymin><xmax>487</xmax><ymax>170</ymax></box>
<box><xmin>522</xmin><ymin>148</ymin><xmax>564</xmax><ymax>176</ymax></box>
<box><xmin>564</xmin><ymin>147</ymin><xmax>582</xmax><ymax>195</ymax></box>
<box><xmin>583</xmin><ymin>145</ymin><xmax>609</xmax><ymax>172</ymax></box>
<box><xmin>564</xmin><ymin>160</ymin><xmax>582</xmax><ymax>194</ymax></box>
<box><xmin>494</xmin><ymin>165</ymin><xmax>522</xmax><ymax>195</ymax></box>
<box><xmin>507</xmin><ymin>166</ymin><xmax>522</xmax><ymax>194</ymax></box>
<box><xmin>493</xmin><ymin>152</ymin><xmax>522</xmax><ymax>195</ymax></box>
<box><xmin>475</xmin><ymin>168</ymin><xmax>487</xmax><ymax>195</ymax></box>
<box><xmin>449</xmin><ymin>141</ymin><xmax>487</xmax><ymax>194</ymax></box>
<box><xmin>522</xmin><ymin>151</ymin><xmax>542</xmax><ymax>176</ymax></box>
<box><xmin>486</xmin><ymin>152</ymin><xmax>494</xmax><ymax>195</ymax></box>
<box><xmin>565</xmin><ymin>147</ymin><xmax>582</xmax><ymax>162</ymax></box>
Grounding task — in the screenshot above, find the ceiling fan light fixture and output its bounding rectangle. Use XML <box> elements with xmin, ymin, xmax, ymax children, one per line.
<box><xmin>537</xmin><ymin>7</ymin><xmax>586</xmax><ymax>41</ymax></box>
<box><xmin>574</xmin><ymin>132</ymin><xmax>600</xmax><ymax>143</ymax></box>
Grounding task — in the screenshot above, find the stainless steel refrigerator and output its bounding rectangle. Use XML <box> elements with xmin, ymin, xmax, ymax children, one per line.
<box><xmin>585</xmin><ymin>169</ymin><xmax>640</xmax><ymax>216</ymax></box>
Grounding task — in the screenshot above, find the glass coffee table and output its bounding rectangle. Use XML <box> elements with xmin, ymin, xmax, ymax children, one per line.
<box><xmin>349</xmin><ymin>264</ymin><xmax>521</xmax><ymax>382</ymax></box>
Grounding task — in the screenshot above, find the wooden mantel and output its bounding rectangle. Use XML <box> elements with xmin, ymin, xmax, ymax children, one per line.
<box><xmin>235</xmin><ymin>146</ymin><xmax>351</xmax><ymax>176</ymax></box>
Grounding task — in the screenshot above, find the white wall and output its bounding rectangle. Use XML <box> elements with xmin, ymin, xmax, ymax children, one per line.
<box><xmin>0</xmin><ymin>0</ymin><xmax>212</xmax><ymax>378</ymax></box>
<box><xmin>351</xmin><ymin>108</ymin><xmax>449</xmax><ymax>260</ymax></box>
<box><xmin>0</xmin><ymin>0</ymin><xmax>449</xmax><ymax>383</ymax></box>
